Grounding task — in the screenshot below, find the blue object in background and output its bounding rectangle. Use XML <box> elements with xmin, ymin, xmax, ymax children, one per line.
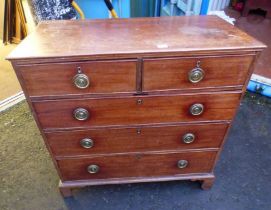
<box><xmin>247</xmin><ymin>80</ymin><xmax>271</xmax><ymax>97</ymax></box>
<box><xmin>112</xmin><ymin>0</ymin><xmax>130</xmax><ymax>18</ymax></box>
<box><xmin>160</xmin><ymin>0</ymin><xmax>203</xmax><ymax>16</ymax></box>
<box><xmin>200</xmin><ymin>0</ymin><xmax>209</xmax><ymax>15</ymax></box>
<box><xmin>76</xmin><ymin>0</ymin><xmax>130</xmax><ymax>19</ymax></box>
<box><xmin>154</xmin><ymin>0</ymin><xmax>161</xmax><ymax>16</ymax></box>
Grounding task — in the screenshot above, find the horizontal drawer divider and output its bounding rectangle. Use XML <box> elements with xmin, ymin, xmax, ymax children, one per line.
<box><xmin>30</xmin><ymin>92</ymin><xmax>136</xmax><ymax>101</ymax></box>
<box><xmin>12</xmin><ymin>49</ymin><xmax>259</xmax><ymax>65</ymax></box>
<box><xmin>14</xmin><ymin>52</ymin><xmax>256</xmax><ymax>66</ymax></box>
<box><xmin>142</xmin><ymin>86</ymin><xmax>243</xmax><ymax>95</ymax></box>
<box><xmin>32</xmin><ymin>90</ymin><xmax>242</xmax><ymax>102</ymax></box>
<box><xmin>60</xmin><ymin>172</ymin><xmax>215</xmax><ymax>187</ymax></box>
<box><xmin>43</xmin><ymin>120</ymin><xmax>231</xmax><ymax>133</ymax></box>
<box><xmin>29</xmin><ymin>86</ymin><xmax>243</xmax><ymax>101</ymax></box>
<box><xmin>54</xmin><ymin>148</ymin><xmax>219</xmax><ymax>160</ymax></box>
<box><xmin>44</xmin><ymin>120</ymin><xmax>231</xmax><ymax>133</ymax></box>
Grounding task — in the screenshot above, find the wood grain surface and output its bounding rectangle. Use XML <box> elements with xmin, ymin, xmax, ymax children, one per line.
<box><xmin>57</xmin><ymin>151</ymin><xmax>217</xmax><ymax>181</ymax></box>
<box><xmin>34</xmin><ymin>92</ymin><xmax>241</xmax><ymax>130</ymax></box>
<box><xmin>7</xmin><ymin>16</ymin><xmax>266</xmax><ymax>63</ymax></box>
<box><xmin>18</xmin><ymin>60</ymin><xmax>137</xmax><ymax>96</ymax></box>
<box><xmin>143</xmin><ymin>54</ymin><xmax>254</xmax><ymax>91</ymax></box>
<box><xmin>46</xmin><ymin>122</ymin><xmax>228</xmax><ymax>157</ymax></box>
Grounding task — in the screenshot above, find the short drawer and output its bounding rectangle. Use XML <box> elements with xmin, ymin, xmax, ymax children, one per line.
<box><xmin>143</xmin><ymin>55</ymin><xmax>254</xmax><ymax>92</ymax></box>
<box><xmin>57</xmin><ymin>151</ymin><xmax>217</xmax><ymax>181</ymax></box>
<box><xmin>34</xmin><ymin>92</ymin><xmax>240</xmax><ymax>130</ymax></box>
<box><xmin>18</xmin><ymin>60</ymin><xmax>137</xmax><ymax>97</ymax></box>
<box><xmin>46</xmin><ymin>123</ymin><xmax>228</xmax><ymax>157</ymax></box>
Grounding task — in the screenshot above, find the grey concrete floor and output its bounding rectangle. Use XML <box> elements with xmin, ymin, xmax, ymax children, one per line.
<box><xmin>0</xmin><ymin>92</ymin><xmax>270</xmax><ymax>210</ymax></box>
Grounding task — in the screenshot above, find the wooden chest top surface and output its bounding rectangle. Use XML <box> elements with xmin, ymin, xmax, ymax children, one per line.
<box><xmin>7</xmin><ymin>16</ymin><xmax>265</xmax><ymax>62</ymax></box>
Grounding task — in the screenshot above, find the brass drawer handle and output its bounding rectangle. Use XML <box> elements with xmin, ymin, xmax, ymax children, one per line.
<box><xmin>80</xmin><ymin>138</ymin><xmax>94</xmax><ymax>149</ymax></box>
<box><xmin>87</xmin><ymin>164</ymin><xmax>99</xmax><ymax>174</ymax></box>
<box><xmin>73</xmin><ymin>108</ymin><xmax>89</xmax><ymax>121</ymax></box>
<box><xmin>177</xmin><ymin>160</ymin><xmax>188</xmax><ymax>169</ymax></box>
<box><xmin>189</xmin><ymin>103</ymin><xmax>204</xmax><ymax>116</ymax></box>
<box><xmin>182</xmin><ymin>133</ymin><xmax>195</xmax><ymax>144</ymax></box>
<box><xmin>188</xmin><ymin>61</ymin><xmax>204</xmax><ymax>83</ymax></box>
<box><xmin>73</xmin><ymin>67</ymin><xmax>90</xmax><ymax>89</ymax></box>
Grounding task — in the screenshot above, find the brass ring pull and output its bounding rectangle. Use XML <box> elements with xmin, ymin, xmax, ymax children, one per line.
<box><xmin>188</xmin><ymin>61</ymin><xmax>204</xmax><ymax>83</ymax></box>
<box><xmin>177</xmin><ymin>160</ymin><xmax>188</xmax><ymax>169</ymax></box>
<box><xmin>87</xmin><ymin>164</ymin><xmax>100</xmax><ymax>174</ymax></box>
<box><xmin>73</xmin><ymin>108</ymin><xmax>89</xmax><ymax>121</ymax></box>
<box><xmin>73</xmin><ymin>67</ymin><xmax>90</xmax><ymax>89</ymax></box>
<box><xmin>189</xmin><ymin>103</ymin><xmax>204</xmax><ymax>116</ymax></box>
<box><xmin>182</xmin><ymin>133</ymin><xmax>195</xmax><ymax>144</ymax></box>
<box><xmin>80</xmin><ymin>138</ymin><xmax>94</xmax><ymax>149</ymax></box>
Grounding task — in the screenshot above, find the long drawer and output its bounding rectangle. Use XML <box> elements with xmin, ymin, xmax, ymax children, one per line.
<box><xmin>46</xmin><ymin>123</ymin><xmax>228</xmax><ymax>157</ymax></box>
<box><xmin>18</xmin><ymin>60</ymin><xmax>137</xmax><ymax>97</ymax></box>
<box><xmin>57</xmin><ymin>151</ymin><xmax>217</xmax><ymax>181</ymax></box>
<box><xmin>143</xmin><ymin>55</ymin><xmax>253</xmax><ymax>92</ymax></box>
<box><xmin>34</xmin><ymin>92</ymin><xmax>241</xmax><ymax>130</ymax></box>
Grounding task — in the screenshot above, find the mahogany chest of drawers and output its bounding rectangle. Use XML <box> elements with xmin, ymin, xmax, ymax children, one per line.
<box><xmin>7</xmin><ymin>16</ymin><xmax>265</xmax><ymax>197</ymax></box>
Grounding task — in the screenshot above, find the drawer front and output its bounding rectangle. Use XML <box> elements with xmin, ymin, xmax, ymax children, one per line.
<box><xmin>34</xmin><ymin>92</ymin><xmax>240</xmax><ymax>130</ymax></box>
<box><xmin>18</xmin><ymin>60</ymin><xmax>137</xmax><ymax>97</ymax></box>
<box><xmin>46</xmin><ymin>123</ymin><xmax>228</xmax><ymax>157</ymax></box>
<box><xmin>57</xmin><ymin>151</ymin><xmax>217</xmax><ymax>181</ymax></box>
<box><xmin>143</xmin><ymin>55</ymin><xmax>254</xmax><ymax>92</ymax></box>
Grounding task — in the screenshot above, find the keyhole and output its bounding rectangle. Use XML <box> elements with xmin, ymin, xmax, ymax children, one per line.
<box><xmin>137</xmin><ymin>99</ymin><xmax>143</xmax><ymax>105</ymax></box>
<box><xmin>77</xmin><ymin>66</ymin><xmax>82</xmax><ymax>73</ymax></box>
<box><xmin>196</xmin><ymin>61</ymin><xmax>201</xmax><ymax>68</ymax></box>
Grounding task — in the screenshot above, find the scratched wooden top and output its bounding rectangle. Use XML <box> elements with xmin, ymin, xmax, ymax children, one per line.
<box><xmin>7</xmin><ymin>16</ymin><xmax>266</xmax><ymax>63</ymax></box>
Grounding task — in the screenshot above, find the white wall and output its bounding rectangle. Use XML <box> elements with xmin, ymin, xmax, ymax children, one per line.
<box><xmin>208</xmin><ymin>0</ymin><xmax>230</xmax><ymax>12</ymax></box>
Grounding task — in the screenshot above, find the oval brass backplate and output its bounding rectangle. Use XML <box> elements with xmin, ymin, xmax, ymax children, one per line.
<box><xmin>80</xmin><ymin>138</ymin><xmax>94</xmax><ymax>149</ymax></box>
<box><xmin>189</xmin><ymin>103</ymin><xmax>204</xmax><ymax>116</ymax></box>
<box><xmin>87</xmin><ymin>165</ymin><xmax>99</xmax><ymax>174</ymax></box>
<box><xmin>182</xmin><ymin>133</ymin><xmax>195</xmax><ymax>144</ymax></box>
<box><xmin>177</xmin><ymin>160</ymin><xmax>188</xmax><ymax>169</ymax></box>
<box><xmin>73</xmin><ymin>108</ymin><xmax>90</xmax><ymax>121</ymax></box>
<box><xmin>188</xmin><ymin>67</ymin><xmax>204</xmax><ymax>83</ymax></box>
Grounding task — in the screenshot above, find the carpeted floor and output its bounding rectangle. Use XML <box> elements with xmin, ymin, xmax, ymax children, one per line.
<box><xmin>0</xmin><ymin>92</ymin><xmax>270</xmax><ymax>210</ymax></box>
